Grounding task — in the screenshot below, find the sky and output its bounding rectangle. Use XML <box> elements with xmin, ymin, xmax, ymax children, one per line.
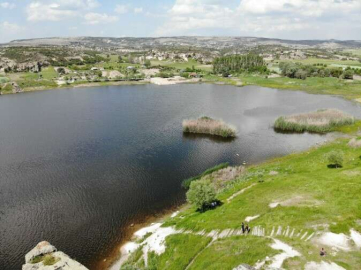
<box><xmin>0</xmin><ymin>0</ymin><xmax>361</xmax><ymax>43</ymax></box>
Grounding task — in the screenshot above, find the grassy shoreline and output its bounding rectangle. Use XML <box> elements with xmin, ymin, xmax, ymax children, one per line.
<box><xmin>114</xmin><ymin>121</ymin><xmax>361</xmax><ymax>270</ymax></box>
<box><xmin>2</xmin><ymin>74</ymin><xmax>361</xmax><ymax>105</ymax></box>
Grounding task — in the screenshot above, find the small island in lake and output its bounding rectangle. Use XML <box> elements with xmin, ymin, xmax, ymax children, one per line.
<box><xmin>183</xmin><ymin>116</ymin><xmax>236</xmax><ymax>138</ymax></box>
<box><xmin>274</xmin><ymin>109</ymin><xmax>355</xmax><ymax>133</ymax></box>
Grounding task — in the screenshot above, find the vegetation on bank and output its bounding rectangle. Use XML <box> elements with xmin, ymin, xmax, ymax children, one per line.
<box><xmin>181</xmin><ymin>162</ymin><xmax>229</xmax><ymax>189</ymax></box>
<box><xmin>123</xmin><ymin>124</ymin><xmax>361</xmax><ymax>269</ymax></box>
<box><xmin>30</xmin><ymin>254</ymin><xmax>60</xmax><ymax>266</ymax></box>
<box><xmin>182</xmin><ymin>117</ymin><xmax>237</xmax><ymax>138</ymax></box>
<box><xmin>186</xmin><ymin>179</ymin><xmax>217</xmax><ymax>211</ymax></box>
<box><xmin>273</xmin><ymin>109</ymin><xmax>355</xmax><ymax>133</ymax></box>
<box><xmin>237</xmin><ymin>75</ymin><xmax>361</xmax><ymax>101</ymax></box>
<box><xmin>213</xmin><ymin>54</ymin><xmax>267</xmax><ymax>76</ymax></box>
<box><xmin>280</xmin><ymin>62</ymin><xmax>361</xmax><ymax>80</ymax></box>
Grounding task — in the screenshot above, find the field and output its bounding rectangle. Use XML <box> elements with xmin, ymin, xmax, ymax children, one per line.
<box><xmin>345</xmin><ymin>49</ymin><xmax>361</xmax><ymax>57</ymax></box>
<box><xmin>280</xmin><ymin>57</ymin><xmax>361</xmax><ymax>67</ymax></box>
<box><xmin>121</xmin><ymin>122</ymin><xmax>361</xmax><ymax>270</ymax></box>
<box><xmin>239</xmin><ymin>75</ymin><xmax>361</xmax><ymax>101</ymax></box>
<box><xmin>151</xmin><ymin>59</ymin><xmax>212</xmax><ymax>71</ymax></box>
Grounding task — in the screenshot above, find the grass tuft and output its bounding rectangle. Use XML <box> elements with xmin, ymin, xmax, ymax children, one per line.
<box><xmin>183</xmin><ymin>117</ymin><xmax>236</xmax><ymax>138</ymax></box>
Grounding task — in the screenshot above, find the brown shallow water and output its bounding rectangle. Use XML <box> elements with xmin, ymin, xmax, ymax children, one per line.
<box><xmin>1</xmin><ymin>84</ymin><xmax>361</xmax><ymax>270</ymax></box>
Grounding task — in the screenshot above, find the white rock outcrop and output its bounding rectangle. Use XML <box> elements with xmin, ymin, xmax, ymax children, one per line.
<box><xmin>22</xmin><ymin>241</ymin><xmax>88</xmax><ymax>270</ymax></box>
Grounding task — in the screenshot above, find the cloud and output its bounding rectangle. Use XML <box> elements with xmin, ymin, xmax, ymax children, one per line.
<box><xmin>156</xmin><ymin>0</ymin><xmax>233</xmax><ymax>35</ymax></box>
<box><xmin>26</xmin><ymin>0</ymin><xmax>100</xmax><ymax>21</ymax></box>
<box><xmin>156</xmin><ymin>0</ymin><xmax>361</xmax><ymax>39</ymax></box>
<box><xmin>83</xmin><ymin>12</ymin><xmax>118</xmax><ymax>25</ymax></box>
<box><xmin>0</xmin><ymin>2</ymin><xmax>16</xmax><ymax>9</ymax></box>
<box><xmin>115</xmin><ymin>4</ymin><xmax>128</xmax><ymax>14</ymax></box>
<box><xmin>0</xmin><ymin>21</ymin><xmax>21</xmax><ymax>31</ymax></box>
<box><xmin>134</xmin><ymin>7</ymin><xmax>143</xmax><ymax>13</ymax></box>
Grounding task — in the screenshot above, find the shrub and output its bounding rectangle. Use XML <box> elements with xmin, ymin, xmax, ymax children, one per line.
<box><xmin>186</xmin><ymin>179</ymin><xmax>216</xmax><ymax>211</ymax></box>
<box><xmin>182</xmin><ymin>163</ymin><xmax>229</xmax><ymax>189</ymax></box>
<box><xmin>342</xmin><ymin>70</ymin><xmax>354</xmax><ymax>80</ymax></box>
<box><xmin>328</xmin><ymin>150</ymin><xmax>344</xmax><ymax>168</ymax></box>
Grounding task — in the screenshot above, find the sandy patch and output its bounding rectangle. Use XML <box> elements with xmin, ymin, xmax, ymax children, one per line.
<box><xmin>268</xmin><ymin>74</ymin><xmax>281</xmax><ymax>78</ymax></box>
<box><xmin>150</xmin><ymin>76</ymin><xmax>200</xmax><ymax>85</ymax></box>
<box><xmin>316</xmin><ymin>232</ymin><xmax>351</xmax><ymax>251</ymax></box>
<box><xmin>269</xmin><ymin>195</ymin><xmax>321</xmax><ymax>208</ymax></box>
<box><xmin>269</xmin><ymin>171</ymin><xmax>279</xmax><ymax>176</ymax></box>
<box><xmin>355</xmin><ymin>98</ymin><xmax>361</xmax><ymax>103</ymax></box>
<box><xmin>245</xmin><ymin>215</ymin><xmax>260</xmax><ymax>222</ymax></box>
<box><xmin>109</xmin><ymin>242</ymin><xmax>140</xmax><ymax>270</ymax></box>
<box><xmin>227</xmin><ymin>184</ymin><xmax>256</xmax><ymax>202</ymax></box>
<box><xmin>269</xmin><ymin>202</ymin><xmax>280</xmax><ymax>208</ymax></box>
<box><xmin>111</xmin><ymin>222</ymin><xmax>178</xmax><ymax>268</ymax></box>
<box><xmin>348</xmin><ymin>138</ymin><xmax>361</xmax><ymax>148</ymax></box>
<box><xmin>350</xmin><ymin>229</ymin><xmax>361</xmax><ymax>248</ymax></box>
<box><xmin>305</xmin><ymin>261</ymin><xmax>345</xmax><ymax>270</ymax></box>
<box><xmin>102</xmin><ymin>70</ymin><xmax>124</xmax><ymax>79</ymax></box>
<box><xmin>268</xmin><ymin>239</ymin><xmax>300</xmax><ymax>268</ymax></box>
<box><xmin>171</xmin><ymin>211</ymin><xmax>179</xmax><ymax>218</ymax></box>
<box><xmin>142</xmin><ymin>226</ymin><xmax>177</xmax><ymax>265</ymax></box>
<box><xmin>134</xmin><ymin>223</ymin><xmax>162</xmax><ymax>239</ymax></box>
<box><xmin>342</xmin><ymin>169</ymin><xmax>361</xmax><ymax>177</ymax></box>
<box><xmin>142</xmin><ymin>68</ymin><xmax>160</xmax><ymax>77</ymax></box>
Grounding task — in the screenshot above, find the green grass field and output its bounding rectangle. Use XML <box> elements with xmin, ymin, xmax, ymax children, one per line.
<box><xmin>344</xmin><ymin>49</ymin><xmax>361</xmax><ymax>57</ymax></box>
<box><xmin>122</xmin><ymin>122</ymin><xmax>361</xmax><ymax>270</ymax></box>
<box><xmin>239</xmin><ymin>75</ymin><xmax>361</xmax><ymax>101</ymax></box>
<box><xmin>280</xmin><ymin>58</ymin><xmax>361</xmax><ymax>67</ymax></box>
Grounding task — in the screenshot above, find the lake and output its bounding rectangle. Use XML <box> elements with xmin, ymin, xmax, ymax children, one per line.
<box><xmin>1</xmin><ymin>84</ymin><xmax>361</xmax><ymax>269</ymax></box>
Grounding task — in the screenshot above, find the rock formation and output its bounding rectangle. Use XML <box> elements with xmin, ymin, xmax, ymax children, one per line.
<box><xmin>22</xmin><ymin>241</ymin><xmax>88</xmax><ymax>270</ymax></box>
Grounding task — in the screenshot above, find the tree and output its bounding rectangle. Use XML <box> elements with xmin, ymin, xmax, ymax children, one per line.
<box><xmin>328</xmin><ymin>150</ymin><xmax>344</xmax><ymax>168</ymax></box>
<box><xmin>186</xmin><ymin>179</ymin><xmax>216</xmax><ymax>211</ymax></box>
<box><xmin>342</xmin><ymin>69</ymin><xmax>354</xmax><ymax>80</ymax></box>
<box><xmin>145</xmin><ymin>59</ymin><xmax>151</xmax><ymax>69</ymax></box>
<box><xmin>213</xmin><ymin>54</ymin><xmax>266</xmax><ymax>74</ymax></box>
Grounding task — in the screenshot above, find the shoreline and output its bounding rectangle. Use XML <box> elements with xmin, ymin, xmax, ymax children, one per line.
<box><xmin>98</xmin><ymin>205</ymin><xmax>184</xmax><ymax>270</ymax></box>
<box><xmin>2</xmin><ymin>76</ymin><xmax>361</xmax><ymax>104</ymax></box>
<box><xmin>101</xmin><ymin>129</ymin><xmax>354</xmax><ymax>270</ymax></box>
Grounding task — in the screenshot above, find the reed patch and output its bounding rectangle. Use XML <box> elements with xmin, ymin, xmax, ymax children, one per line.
<box><xmin>182</xmin><ymin>116</ymin><xmax>236</xmax><ymax>138</ymax></box>
<box><xmin>274</xmin><ymin>109</ymin><xmax>355</xmax><ymax>133</ymax></box>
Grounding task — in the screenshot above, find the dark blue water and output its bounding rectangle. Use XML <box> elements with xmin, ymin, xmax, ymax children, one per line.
<box><xmin>1</xmin><ymin>84</ymin><xmax>361</xmax><ymax>269</ymax></box>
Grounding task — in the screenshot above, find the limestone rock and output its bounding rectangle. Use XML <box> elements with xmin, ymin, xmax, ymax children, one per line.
<box><xmin>233</xmin><ymin>264</ymin><xmax>256</xmax><ymax>270</ymax></box>
<box><xmin>23</xmin><ymin>241</ymin><xmax>88</xmax><ymax>270</ymax></box>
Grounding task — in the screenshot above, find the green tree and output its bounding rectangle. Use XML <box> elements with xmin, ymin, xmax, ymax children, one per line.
<box><xmin>186</xmin><ymin>179</ymin><xmax>216</xmax><ymax>211</ymax></box>
<box><xmin>145</xmin><ymin>59</ymin><xmax>151</xmax><ymax>68</ymax></box>
<box><xmin>328</xmin><ymin>150</ymin><xmax>344</xmax><ymax>168</ymax></box>
<box><xmin>342</xmin><ymin>69</ymin><xmax>354</xmax><ymax>80</ymax></box>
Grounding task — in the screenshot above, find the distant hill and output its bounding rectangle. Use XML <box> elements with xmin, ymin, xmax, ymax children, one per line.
<box><xmin>3</xmin><ymin>36</ymin><xmax>361</xmax><ymax>50</ymax></box>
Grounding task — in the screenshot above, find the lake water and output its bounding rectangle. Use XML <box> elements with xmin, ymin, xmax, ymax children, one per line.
<box><xmin>1</xmin><ymin>84</ymin><xmax>361</xmax><ymax>269</ymax></box>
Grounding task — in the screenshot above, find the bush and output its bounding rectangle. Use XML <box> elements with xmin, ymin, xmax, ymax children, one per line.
<box><xmin>342</xmin><ymin>70</ymin><xmax>354</xmax><ymax>80</ymax></box>
<box><xmin>186</xmin><ymin>179</ymin><xmax>216</xmax><ymax>211</ymax></box>
<box><xmin>182</xmin><ymin>163</ymin><xmax>229</xmax><ymax>189</ymax></box>
<box><xmin>328</xmin><ymin>150</ymin><xmax>344</xmax><ymax>168</ymax></box>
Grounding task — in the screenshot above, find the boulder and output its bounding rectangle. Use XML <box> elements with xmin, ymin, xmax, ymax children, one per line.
<box><xmin>23</xmin><ymin>241</ymin><xmax>89</xmax><ymax>270</ymax></box>
<box><xmin>25</xmin><ymin>241</ymin><xmax>56</xmax><ymax>263</ymax></box>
